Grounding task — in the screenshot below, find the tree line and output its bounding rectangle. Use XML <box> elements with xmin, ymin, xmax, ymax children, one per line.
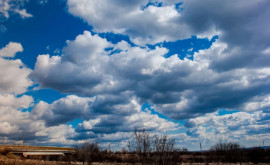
<box><xmin>72</xmin><ymin>129</ymin><xmax>270</xmax><ymax>164</ymax></box>
<box><xmin>1</xmin><ymin>129</ymin><xmax>269</xmax><ymax>164</ymax></box>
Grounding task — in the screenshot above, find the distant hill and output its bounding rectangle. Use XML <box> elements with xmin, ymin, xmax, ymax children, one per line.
<box><xmin>245</xmin><ymin>146</ymin><xmax>270</xmax><ymax>150</ymax></box>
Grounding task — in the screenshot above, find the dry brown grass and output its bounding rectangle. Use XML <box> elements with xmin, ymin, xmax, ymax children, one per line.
<box><xmin>0</xmin><ymin>145</ymin><xmax>269</xmax><ymax>165</ymax></box>
<box><xmin>0</xmin><ymin>145</ymin><xmax>75</xmax><ymax>151</ymax></box>
<box><xmin>0</xmin><ymin>154</ymin><xmax>77</xmax><ymax>165</ymax></box>
<box><xmin>0</xmin><ymin>156</ymin><xmax>269</xmax><ymax>165</ymax></box>
<box><xmin>91</xmin><ymin>163</ymin><xmax>270</xmax><ymax>165</ymax></box>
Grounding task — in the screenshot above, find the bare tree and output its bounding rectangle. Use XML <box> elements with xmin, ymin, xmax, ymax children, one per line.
<box><xmin>75</xmin><ymin>142</ymin><xmax>100</xmax><ymax>165</ymax></box>
<box><xmin>128</xmin><ymin>129</ymin><xmax>177</xmax><ymax>165</ymax></box>
<box><xmin>210</xmin><ymin>142</ymin><xmax>243</xmax><ymax>163</ymax></box>
<box><xmin>153</xmin><ymin>133</ymin><xmax>176</xmax><ymax>165</ymax></box>
<box><xmin>128</xmin><ymin>128</ymin><xmax>152</xmax><ymax>164</ymax></box>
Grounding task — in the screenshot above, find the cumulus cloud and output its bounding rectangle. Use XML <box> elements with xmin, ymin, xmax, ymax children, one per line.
<box><xmin>0</xmin><ymin>92</ymin><xmax>78</xmax><ymax>146</ymax></box>
<box><xmin>0</xmin><ymin>40</ymin><xmax>176</xmax><ymax>146</ymax></box>
<box><xmin>76</xmin><ymin>109</ymin><xmax>177</xmax><ymax>134</ymax></box>
<box><xmin>67</xmin><ymin>0</ymin><xmax>191</xmax><ymax>45</ymax></box>
<box><xmin>66</xmin><ymin>0</ymin><xmax>270</xmax><ymax>72</ymax></box>
<box><xmin>14</xmin><ymin>9</ymin><xmax>33</xmax><ymax>18</ymax></box>
<box><xmin>0</xmin><ymin>94</ymin><xmax>33</xmax><ymax>109</ymax></box>
<box><xmin>0</xmin><ymin>90</ymin><xmax>76</xmax><ymax>146</ymax></box>
<box><xmin>180</xmin><ymin>0</ymin><xmax>270</xmax><ymax>47</ymax></box>
<box><xmin>31</xmin><ymin>31</ymin><xmax>270</xmax><ymax>120</ymax></box>
<box><xmin>2</xmin><ymin>0</ymin><xmax>270</xmax><ymax>149</ymax></box>
<box><xmin>59</xmin><ymin>0</ymin><xmax>270</xmax><ymax>121</ymax></box>
<box><xmin>0</xmin><ymin>90</ymin><xmax>171</xmax><ymax>147</ymax></box>
<box><xmin>182</xmin><ymin>110</ymin><xmax>270</xmax><ymax>150</ymax></box>
<box><xmin>0</xmin><ymin>42</ymin><xmax>35</xmax><ymax>144</ymax></box>
<box><xmin>0</xmin><ymin>98</ymin><xmax>76</xmax><ymax>146</ymax></box>
<box><xmin>0</xmin><ymin>42</ymin><xmax>32</xmax><ymax>95</ymax></box>
<box><xmin>241</xmin><ymin>95</ymin><xmax>270</xmax><ymax>112</ymax></box>
<box><xmin>0</xmin><ymin>42</ymin><xmax>23</xmax><ymax>57</ymax></box>
<box><xmin>67</xmin><ymin>0</ymin><xmax>270</xmax><ymax>47</ymax></box>
<box><xmin>30</xmin><ymin>93</ymin><xmax>176</xmax><ymax>133</ymax></box>
<box><xmin>0</xmin><ymin>95</ymin><xmax>33</xmax><ymax>135</ymax></box>
<box><xmin>32</xmin><ymin>95</ymin><xmax>94</xmax><ymax>126</ymax></box>
<box><xmin>0</xmin><ymin>0</ymin><xmax>32</xmax><ymax>19</ymax></box>
<box><xmin>0</xmin><ymin>0</ymin><xmax>10</xmax><ymax>18</ymax></box>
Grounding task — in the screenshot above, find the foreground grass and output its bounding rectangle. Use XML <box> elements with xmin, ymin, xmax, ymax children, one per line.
<box><xmin>1</xmin><ymin>159</ymin><xmax>270</xmax><ymax>165</ymax></box>
<box><xmin>0</xmin><ymin>154</ymin><xmax>269</xmax><ymax>165</ymax></box>
<box><xmin>0</xmin><ymin>145</ymin><xmax>75</xmax><ymax>151</ymax></box>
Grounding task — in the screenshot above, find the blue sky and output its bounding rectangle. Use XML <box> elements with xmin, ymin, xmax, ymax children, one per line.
<box><xmin>0</xmin><ymin>0</ymin><xmax>270</xmax><ymax>151</ymax></box>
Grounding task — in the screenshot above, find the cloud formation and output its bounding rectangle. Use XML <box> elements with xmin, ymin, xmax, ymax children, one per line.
<box><xmin>1</xmin><ymin>0</ymin><xmax>270</xmax><ymax>150</ymax></box>
<box><xmin>0</xmin><ymin>41</ymin><xmax>176</xmax><ymax>147</ymax></box>
<box><xmin>182</xmin><ymin>110</ymin><xmax>270</xmax><ymax>150</ymax></box>
<box><xmin>0</xmin><ymin>0</ymin><xmax>32</xmax><ymax>19</ymax></box>
<box><xmin>67</xmin><ymin>0</ymin><xmax>189</xmax><ymax>45</ymax></box>
<box><xmin>29</xmin><ymin>0</ymin><xmax>270</xmax><ymax>147</ymax></box>
<box><xmin>0</xmin><ymin>42</ymin><xmax>31</xmax><ymax>95</ymax></box>
<box><xmin>0</xmin><ymin>42</ymin><xmax>37</xmax><ymax>144</ymax></box>
<box><xmin>67</xmin><ymin>0</ymin><xmax>270</xmax><ymax>47</ymax></box>
<box><xmin>0</xmin><ymin>42</ymin><xmax>23</xmax><ymax>57</ymax></box>
<box><xmin>31</xmin><ymin>31</ymin><xmax>270</xmax><ymax>120</ymax></box>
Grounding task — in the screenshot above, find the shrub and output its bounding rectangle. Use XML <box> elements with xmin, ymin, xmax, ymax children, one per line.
<box><xmin>74</xmin><ymin>142</ymin><xmax>101</xmax><ymax>164</ymax></box>
<box><xmin>128</xmin><ymin>128</ymin><xmax>178</xmax><ymax>165</ymax></box>
<box><xmin>209</xmin><ymin>142</ymin><xmax>243</xmax><ymax>163</ymax></box>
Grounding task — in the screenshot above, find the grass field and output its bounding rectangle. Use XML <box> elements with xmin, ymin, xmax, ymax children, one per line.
<box><xmin>1</xmin><ymin>158</ymin><xmax>270</xmax><ymax>165</ymax></box>
<box><xmin>0</xmin><ymin>145</ymin><xmax>269</xmax><ymax>164</ymax></box>
<box><xmin>0</xmin><ymin>145</ymin><xmax>75</xmax><ymax>151</ymax></box>
<box><xmin>0</xmin><ymin>152</ymin><xmax>269</xmax><ymax>165</ymax></box>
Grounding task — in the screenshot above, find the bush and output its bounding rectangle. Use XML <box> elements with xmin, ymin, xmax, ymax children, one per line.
<box><xmin>128</xmin><ymin>128</ymin><xmax>152</xmax><ymax>164</ymax></box>
<box><xmin>128</xmin><ymin>128</ymin><xmax>178</xmax><ymax>165</ymax></box>
<box><xmin>209</xmin><ymin>142</ymin><xmax>243</xmax><ymax>163</ymax></box>
<box><xmin>248</xmin><ymin>147</ymin><xmax>270</xmax><ymax>163</ymax></box>
<box><xmin>74</xmin><ymin>142</ymin><xmax>101</xmax><ymax>164</ymax></box>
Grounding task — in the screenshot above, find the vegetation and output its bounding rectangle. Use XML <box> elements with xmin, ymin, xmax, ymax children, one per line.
<box><xmin>209</xmin><ymin>142</ymin><xmax>243</xmax><ymax>162</ymax></box>
<box><xmin>1</xmin><ymin>132</ymin><xmax>270</xmax><ymax>164</ymax></box>
<box><xmin>0</xmin><ymin>145</ymin><xmax>75</xmax><ymax>151</ymax></box>
<box><xmin>128</xmin><ymin>128</ymin><xmax>178</xmax><ymax>165</ymax></box>
<box><xmin>208</xmin><ymin>142</ymin><xmax>270</xmax><ymax>164</ymax></box>
<box><xmin>74</xmin><ymin>142</ymin><xmax>101</xmax><ymax>164</ymax></box>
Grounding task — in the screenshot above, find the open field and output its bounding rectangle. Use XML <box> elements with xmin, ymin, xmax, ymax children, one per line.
<box><xmin>1</xmin><ymin>157</ymin><xmax>270</xmax><ymax>165</ymax></box>
<box><xmin>1</xmin><ymin>152</ymin><xmax>270</xmax><ymax>165</ymax></box>
<box><xmin>0</xmin><ymin>145</ymin><xmax>75</xmax><ymax>151</ymax></box>
<box><xmin>0</xmin><ymin>153</ymin><xmax>270</xmax><ymax>165</ymax></box>
<box><xmin>0</xmin><ymin>144</ymin><xmax>269</xmax><ymax>165</ymax></box>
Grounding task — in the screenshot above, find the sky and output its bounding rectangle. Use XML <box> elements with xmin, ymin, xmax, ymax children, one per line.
<box><xmin>0</xmin><ymin>0</ymin><xmax>270</xmax><ymax>151</ymax></box>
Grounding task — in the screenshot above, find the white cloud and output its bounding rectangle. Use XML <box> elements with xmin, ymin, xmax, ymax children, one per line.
<box><xmin>0</xmin><ymin>58</ymin><xmax>32</xmax><ymax>95</ymax></box>
<box><xmin>30</xmin><ymin>93</ymin><xmax>177</xmax><ymax>134</ymax></box>
<box><xmin>242</xmin><ymin>95</ymin><xmax>270</xmax><ymax>112</ymax></box>
<box><xmin>0</xmin><ymin>0</ymin><xmax>10</xmax><ymax>18</ymax></box>
<box><xmin>39</xmin><ymin>0</ymin><xmax>48</xmax><ymax>5</ymax></box>
<box><xmin>0</xmin><ymin>0</ymin><xmax>32</xmax><ymax>19</ymax></box>
<box><xmin>31</xmin><ymin>31</ymin><xmax>270</xmax><ymax>120</ymax></box>
<box><xmin>0</xmin><ymin>94</ymin><xmax>35</xmax><ymax>136</ymax></box>
<box><xmin>14</xmin><ymin>9</ymin><xmax>33</xmax><ymax>18</ymax></box>
<box><xmin>0</xmin><ymin>42</ymin><xmax>23</xmax><ymax>58</ymax></box>
<box><xmin>0</xmin><ymin>41</ymin><xmax>40</xmax><ymax>145</ymax></box>
<box><xmin>35</xmin><ymin>124</ymin><xmax>75</xmax><ymax>145</ymax></box>
<box><xmin>67</xmin><ymin>0</ymin><xmax>270</xmax><ymax>47</ymax></box>
<box><xmin>67</xmin><ymin>0</ymin><xmax>192</xmax><ymax>45</ymax></box>
<box><xmin>182</xmin><ymin>110</ymin><xmax>270</xmax><ymax>150</ymax></box>
<box><xmin>78</xmin><ymin>109</ymin><xmax>177</xmax><ymax>133</ymax></box>
<box><xmin>2</xmin><ymin>0</ymin><xmax>270</xmax><ymax>149</ymax></box>
<box><xmin>31</xmin><ymin>95</ymin><xmax>94</xmax><ymax>126</ymax></box>
<box><xmin>0</xmin><ymin>94</ymin><xmax>33</xmax><ymax>109</ymax></box>
<box><xmin>0</xmin><ymin>93</ymin><xmax>77</xmax><ymax>146</ymax></box>
<box><xmin>0</xmin><ymin>122</ymin><xmax>19</xmax><ymax>134</ymax></box>
<box><xmin>0</xmin><ymin>42</ymin><xmax>32</xmax><ymax>95</ymax></box>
